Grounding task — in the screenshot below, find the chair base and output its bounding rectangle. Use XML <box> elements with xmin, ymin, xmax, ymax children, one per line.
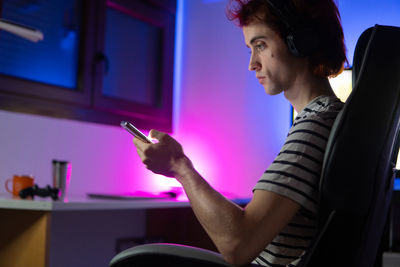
<box><xmin>109</xmin><ymin>243</ymin><xmax>257</xmax><ymax>267</ymax></box>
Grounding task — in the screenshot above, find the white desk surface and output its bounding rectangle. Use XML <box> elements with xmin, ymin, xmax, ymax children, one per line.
<box><xmin>0</xmin><ymin>194</ymin><xmax>191</xmax><ymax>211</ymax></box>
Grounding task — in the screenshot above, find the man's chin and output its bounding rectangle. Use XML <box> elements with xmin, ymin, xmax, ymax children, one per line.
<box><xmin>264</xmin><ymin>87</ymin><xmax>283</xmax><ymax>96</ymax></box>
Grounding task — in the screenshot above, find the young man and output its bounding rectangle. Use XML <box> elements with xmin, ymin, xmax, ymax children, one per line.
<box><xmin>132</xmin><ymin>0</ymin><xmax>346</xmax><ymax>266</ymax></box>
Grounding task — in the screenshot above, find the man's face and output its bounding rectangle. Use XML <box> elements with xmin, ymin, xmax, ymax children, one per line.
<box><xmin>243</xmin><ymin>21</ymin><xmax>299</xmax><ymax>95</ymax></box>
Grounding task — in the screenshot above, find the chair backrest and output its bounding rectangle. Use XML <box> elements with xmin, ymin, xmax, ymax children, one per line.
<box><xmin>300</xmin><ymin>25</ymin><xmax>400</xmax><ymax>267</ymax></box>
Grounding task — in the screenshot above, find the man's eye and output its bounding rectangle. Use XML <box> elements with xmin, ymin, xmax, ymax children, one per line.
<box><xmin>255</xmin><ymin>44</ymin><xmax>265</xmax><ymax>52</ymax></box>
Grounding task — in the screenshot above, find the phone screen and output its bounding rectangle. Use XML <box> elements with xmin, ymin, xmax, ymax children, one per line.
<box><xmin>120</xmin><ymin>121</ymin><xmax>152</xmax><ymax>143</ymax></box>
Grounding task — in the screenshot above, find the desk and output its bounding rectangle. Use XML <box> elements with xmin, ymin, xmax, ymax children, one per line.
<box><xmin>0</xmin><ymin>196</ymin><xmax>190</xmax><ymax>267</ymax></box>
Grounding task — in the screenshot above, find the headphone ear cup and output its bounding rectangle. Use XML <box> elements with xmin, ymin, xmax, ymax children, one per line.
<box><xmin>286</xmin><ymin>34</ymin><xmax>300</xmax><ymax>57</ymax></box>
<box><xmin>286</xmin><ymin>27</ymin><xmax>320</xmax><ymax>57</ymax></box>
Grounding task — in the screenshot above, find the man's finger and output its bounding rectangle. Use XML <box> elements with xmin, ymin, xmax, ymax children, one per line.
<box><xmin>150</xmin><ymin>129</ymin><xmax>169</xmax><ymax>142</ymax></box>
<box><xmin>132</xmin><ymin>137</ymin><xmax>150</xmax><ymax>151</ymax></box>
<box><xmin>150</xmin><ymin>129</ymin><xmax>165</xmax><ymax>140</ymax></box>
<box><xmin>136</xmin><ymin>148</ymin><xmax>146</xmax><ymax>160</ymax></box>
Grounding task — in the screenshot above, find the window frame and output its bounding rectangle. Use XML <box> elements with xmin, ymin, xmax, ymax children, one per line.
<box><xmin>0</xmin><ymin>0</ymin><xmax>175</xmax><ymax>132</ymax></box>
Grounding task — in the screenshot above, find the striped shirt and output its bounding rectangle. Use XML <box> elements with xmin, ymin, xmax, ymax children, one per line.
<box><xmin>252</xmin><ymin>95</ymin><xmax>344</xmax><ymax>267</ymax></box>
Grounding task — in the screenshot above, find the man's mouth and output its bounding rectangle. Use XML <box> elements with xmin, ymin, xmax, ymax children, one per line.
<box><xmin>256</xmin><ymin>76</ymin><xmax>266</xmax><ymax>84</ymax></box>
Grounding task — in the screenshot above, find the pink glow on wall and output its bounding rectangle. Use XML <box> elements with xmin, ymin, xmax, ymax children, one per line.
<box><xmin>147</xmin><ymin>173</ymin><xmax>181</xmax><ymax>190</ymax></box>
<box><xmin>138</xmin><ymin>133</ymin><xmax>219</xmax><ymax>193</ymax></box>
<box><xmin>178</xmin><ymin>134</ymin><xmax>218</xmax><ymax>183</ymax></box>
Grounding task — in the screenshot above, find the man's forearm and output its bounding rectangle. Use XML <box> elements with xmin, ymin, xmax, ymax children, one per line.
<box><xmin>173</xmin><ymin>156</ymin><xmax>250</xmax><ymax>263</ymax></box>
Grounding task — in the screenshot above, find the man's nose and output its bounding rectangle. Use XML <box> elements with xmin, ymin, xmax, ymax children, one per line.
<box><xmin>248</xmin><ymin>53</ymin><xmax>260</xmax><ymax>71</ymax></box>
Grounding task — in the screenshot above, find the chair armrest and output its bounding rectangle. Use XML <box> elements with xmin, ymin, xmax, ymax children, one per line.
<box><xmin>109</xmin><ymin>243</ymin><xmax>256</xmax><ymax>267</ymax></box>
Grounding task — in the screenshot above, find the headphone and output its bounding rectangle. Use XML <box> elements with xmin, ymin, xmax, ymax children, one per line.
<box><xmin>265</xmin><ymin>0</ymin><xmax>319</xmax><ymax>57</ymax></box>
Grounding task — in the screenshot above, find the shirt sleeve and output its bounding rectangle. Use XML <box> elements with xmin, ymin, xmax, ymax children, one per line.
<box><xmin>253</xmin><ymin>115</ymin><xmax>333</xmax><ymax>213</ymax></box>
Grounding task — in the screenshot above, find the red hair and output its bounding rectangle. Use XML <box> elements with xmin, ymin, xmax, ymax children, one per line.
<box><xmin>226</xmin><ymin>0</ymin><xmax>347</xmax><ymax>77</ymax></box>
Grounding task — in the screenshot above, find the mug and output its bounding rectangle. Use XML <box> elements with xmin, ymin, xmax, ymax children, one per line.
<box><xmin>5</xmin><ymin>175</ymin><xmax>34</xmax><ymax>197</ymax></box>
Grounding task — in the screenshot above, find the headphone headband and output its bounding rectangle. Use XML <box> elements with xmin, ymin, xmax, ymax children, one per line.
<box><xmin>264</xmin><ymin>0</ymin><xmax>298</xmax><ymax>31</ymax></box>
<box><xmin>264</xmin><ymin>0</ymin><xmax>319</xmax><ymax>57</ymax></box>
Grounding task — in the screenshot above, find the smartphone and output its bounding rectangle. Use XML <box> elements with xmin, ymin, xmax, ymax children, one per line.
<box><xmin>120</xmin><ymin>121</ymin><xmax>153</xmax><ymax>143</ymax></box>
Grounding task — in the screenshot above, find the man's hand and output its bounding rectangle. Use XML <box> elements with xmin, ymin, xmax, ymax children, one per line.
<box><xmin>132</xmin><ymin>129</ymin><xmax>190</xmax><ymax>178</ymax></box>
